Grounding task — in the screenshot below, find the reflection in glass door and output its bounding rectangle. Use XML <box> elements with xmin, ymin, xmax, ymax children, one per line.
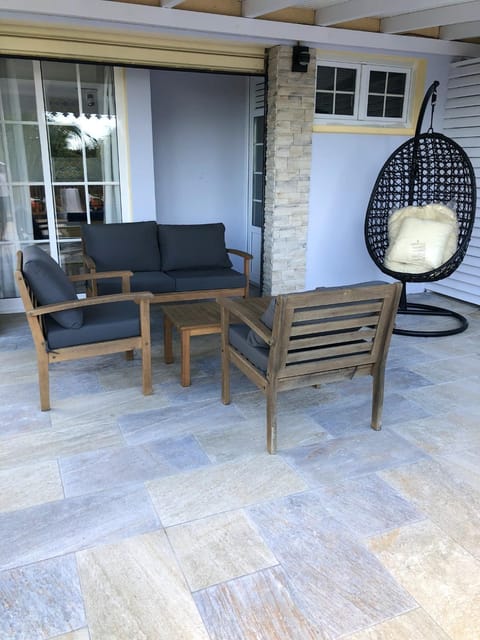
<box><xmin>0</xmin><ymin>58</ymin><xmax>122</xmax><ymax>307</ymax></box>
<box><xmin>247</xmin><ymin>77</ymin><xmax>265</xmax><ymax>286</ymax></box>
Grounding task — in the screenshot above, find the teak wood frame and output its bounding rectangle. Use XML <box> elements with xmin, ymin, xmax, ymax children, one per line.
<box><xmin>15</xmin><ymin>251</ymin><xmax>153</xmax><ymax>411</ymax></box>
<box><xmin>220</xmin><ymin>283</ymin><xmax>402</xmax><ymax>454</ymax></box>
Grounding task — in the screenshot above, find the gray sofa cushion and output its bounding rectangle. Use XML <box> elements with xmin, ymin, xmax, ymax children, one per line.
<box><xmin>22</xmin><ymin>245</ymin><xmax>83</xmax><ymax>329</ymax></box>
<box><xmin>229</xmin><ymin>324</ymin><xmax>269</xmax><ymax>373</ymax></box>
<box><xmin>82</xmin><ymin>222</ymin><xmax>161</xmax><ymax>272</ymax></box>
<box><xmin>45</xmin><ymin>300</ymin><xmax>139</xmax><ymax>349</ymax></box>
<box><xmin>96</xmin><ymin>271</ymin><xmax>176</xmax><ymax>295</ymax></box>
<box><xmin>158</xmin><ymin>223</ymin><xmax>232</xmax><ymax>271</ymax></box>
<box><xmin>167</xmin><ymin>268</ymin><xmax>245</xmax><ymax>292</ymax></box>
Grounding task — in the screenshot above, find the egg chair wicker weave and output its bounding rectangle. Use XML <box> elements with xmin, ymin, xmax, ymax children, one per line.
<box><xmin>365</xmin><ymin>81</ymin><xmax>476</xmax><ymax>336</ymax></box>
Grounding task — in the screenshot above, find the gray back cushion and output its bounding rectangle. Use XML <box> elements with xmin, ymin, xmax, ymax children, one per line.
<box><xmin>247</xmin><ymin>298</ymin><xmax>276</xmax><ymax>348</ymax></box>
<box><xmin>82</xmin><ymin>222</ymin><xmax>161</xmax><ymax>271</ymax></box>
<box><xmin>158</xmin><ymin>223</ymin><xmax>232</xmax><ymax>271</ymax></box>
<box><xmin>22</xmin><ymin>245</ymin><xmax>83</xmax><ymax>329</ymax></box>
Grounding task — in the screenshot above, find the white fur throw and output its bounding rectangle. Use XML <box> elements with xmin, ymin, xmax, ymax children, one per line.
<box><xmin>384</xmin><ymin>203</ymin><xmax>458</xmax><ymax>273</ymax></box>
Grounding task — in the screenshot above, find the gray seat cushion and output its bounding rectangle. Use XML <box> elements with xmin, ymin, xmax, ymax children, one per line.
<box><xmin>82</xmin><ymin>222</ymin><xmax>161</xmax><ymax>271</ymax></box>
<box><xmin>97</xmin><ymin>271</ymin><xmax>176</xmax><ymax>295</ymax></box>
<box><xmin>158</xmin><ymin>223</ymin><xmax>233</xmax><ymax>271</ymax></box>
<box><xmin>45</xmin><ymin>300</ymin><xmax>140</xmax><ymax>349</ymax></box>
<box><xmin>229</xmin><ymin>324</ymin><xmax>269</xmax><ymax>373</ymax></box>
<box><xmin>22</xmin><ymin>245</ymin><xmax>83</xmax><ymax>329</ymax></box>
<box><xmin>167</xmin><ymin>268</ymin><xmax>245</xmax><ymax>292</ymax></box>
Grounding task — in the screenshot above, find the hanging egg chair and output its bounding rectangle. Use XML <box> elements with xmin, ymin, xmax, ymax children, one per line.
<box><xmin>364</xmin><ymin>81</ymin><xmax>476</xmax><ymax>336</ymax></box>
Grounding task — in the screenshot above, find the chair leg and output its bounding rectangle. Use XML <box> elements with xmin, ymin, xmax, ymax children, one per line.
<box><xmin>221</xmin><ymin>348</ymin><xmax>231</xmax><ymax>405</ymax></box>
<box><xmin>266</xmin><ymin>388</ymin><xmax>277</xmax><ymax>454</ymax></box>
<box><xmin>139</xmin><ymin>300</ymin><xmax>152</xmax><ymax>396</ymax></box>
<box><xmin>37</xmin><ymin>352</ymin><xmax>50</xmax><ymax>411</ymax></box>
<box><xmin>371</xmin><ymin>368</ymin><xmax>385</xmax><ymax>431</ymax></box>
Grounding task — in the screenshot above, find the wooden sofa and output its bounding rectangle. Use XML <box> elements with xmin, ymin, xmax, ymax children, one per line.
<box><xmin>82</xmin><ymin>221</ymin><xmax>252</xmax><ymax>303</ymax></box>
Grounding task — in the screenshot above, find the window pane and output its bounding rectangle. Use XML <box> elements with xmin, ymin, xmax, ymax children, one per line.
<box><xmin>385</xmin><ymin>96</ymin><xmax>404</xmax><ymax>118</ymax></box>
<box><xmin>58</xmin><ymin>240</ymin><xmax>84</xmax><ymax>281</ymax></box>
<box><xmin>253</xmin><ymin>173</ymin><xmax>263</xmax><ymax>201</ymax></box>
<box><xmin>254</xmin><ymin>116</ymin><xmax>264</xmax><ymax>142</ymax></box>
<box><xmin>369</xmin><ymin>71</ymin><xmax>386</xmax><ymax>94</ymax></box>
<box><xmin>48</xmin><ymin>124</ymin><xmax>84</xmax><ymax>182</ymax></box>
<box><xmin>30</xmin><ymin>186</ymin><xmax>48</xmax><ymax>240</ymax></box>
<box><xmin>367</xmin><ymin>95</ymin><xmax>385</xmax><ymax>117</ymax></box>
<box><xmin>10</xmin><ymin>186</ymin><xmax>35</xmax><ymax>241</ymax></box>
<box><xmin>254</xmin><ymin>144</ymin><xmax>263</xmax><ymax>173</ymax></box>
<box><xmin>336</xmin><ymin>68</ymin><xmax>356</xmax><ymax>92</ymax></box>
<box><xmin>0</xmin><ymin>59</ymin><xmax>37</xmax><ymax>121</ymax></box>
<box><xmin>89</xmin><ymin>186</ymin><xmax>105</xmax><ymax>223</ymax></box>
<box><xmin>6</xmin><ymin>124</ymin><xmax>43</xmax><ymax>182</ymax></box>
<box><xmin>252</xmin><ymin>200</ymin><xmax>263</xmax><ymax>228</ymax></box>
<box><xmin>315</xmin><ymin>93</ymin><xmax>334</xmax><ymax>114</ymax></box>
<box><xmin>387</xmin><ymin>72</ymin><xmax>406</xmax><ymax>94</ymax></box>
<box><xmin>316</xmin><ymin>66</ymin><xmax>335</xmax><ymax>91</ymax></box>
<box><xmin>42</xmin><ymin>61</ymin><xmax>79</xmax><ymax>116</ymax></box>
<box><xmin>335</xmin><ymin>93</ymin><xmax>355</xmax><ymax>116</ymax></box>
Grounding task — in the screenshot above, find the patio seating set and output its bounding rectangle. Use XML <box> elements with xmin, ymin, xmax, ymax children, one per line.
<box><xmin>15</xmin><ymin>221</ymin><xmax>402</xmax><ymax>453</ymax></box>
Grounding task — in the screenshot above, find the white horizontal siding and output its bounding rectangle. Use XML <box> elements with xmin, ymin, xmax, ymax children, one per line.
<box><xmin>430</xmin><ymin>58</ymin><xmax>480</xmax><ymax>306</ymax></box>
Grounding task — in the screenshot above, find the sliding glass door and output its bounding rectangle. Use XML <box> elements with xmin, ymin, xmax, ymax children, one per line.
<box><xmin>0</xmin><ymin>58</ymin><xmax>122</xmax><ymax>308</ymax></box>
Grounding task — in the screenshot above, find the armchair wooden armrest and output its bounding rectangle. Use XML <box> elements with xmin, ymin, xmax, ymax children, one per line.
<box><xmin>27</xmin><ymin>291</ymin><xmax>153</xmax><ymax>318</ymax></box>
<box><xmin>227</xmin><ymin>248</ymin><xmax>253</xmax><ymax>297</ymax></box>
<box><xmin>218</xmin><ymin>297</ymin><xmax>273</xmax><ymax>345</ymax></box>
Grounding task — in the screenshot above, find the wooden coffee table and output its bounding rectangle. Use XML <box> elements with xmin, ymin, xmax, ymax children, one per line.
<box><xmin>162</xmin><ymin>301</ymin><xmax>221</xmax><ymax>386</ymax></box>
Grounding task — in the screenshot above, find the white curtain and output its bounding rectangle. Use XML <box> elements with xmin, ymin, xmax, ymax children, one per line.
<box><xmin>102</xmin><ymin>66</ymin><xmax>120</xmax><ymax>223</ymax></box>
<box><xmin>0</xmin><ymin>60</ymin><xmax>34</xmax><ymax>298</ymax></box>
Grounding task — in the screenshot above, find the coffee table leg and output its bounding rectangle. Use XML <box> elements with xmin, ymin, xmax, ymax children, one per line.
<box><xmin>164</xmin><ymin>315</ymin><xmax>174</xmax><ymax>364</ymax></box>
<box><xmin>180</xmin><ymin>329</ymin><xmax>191</xmax><ymax>387</ymax></box>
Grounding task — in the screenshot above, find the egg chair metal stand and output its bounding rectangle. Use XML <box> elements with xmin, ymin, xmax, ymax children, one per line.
<box><xmin>364</xmin><ymin>81</ymin><xmax>476</xmax><ymax>337</ymax></box>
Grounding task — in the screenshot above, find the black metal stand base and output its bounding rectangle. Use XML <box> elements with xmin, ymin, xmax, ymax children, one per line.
<box><xmin>394</xmin><ymin>302</ymin><xmax>468</xmax><ymax>337</ymax></box>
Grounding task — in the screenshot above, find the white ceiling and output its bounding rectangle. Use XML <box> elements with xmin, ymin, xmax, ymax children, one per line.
<box><xmin>2</xmin><ymin>0</ymin><xmax>480</xmax><ymax>57</ymax></box>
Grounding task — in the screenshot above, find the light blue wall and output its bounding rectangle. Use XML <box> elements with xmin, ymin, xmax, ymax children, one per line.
<box><xmin>124</xmin><ymin>68</ymin><xmax>156</xmax><ymax>221</ymax></box>
<box><xmin>149</xmin><ymin>70</ymin><xmax>249</xmax><ymax>254</ymax></box>
<box><xmin>305</xmin><ymin>53</ymin><xmax>452</xmax><ymax>290</ymax></box>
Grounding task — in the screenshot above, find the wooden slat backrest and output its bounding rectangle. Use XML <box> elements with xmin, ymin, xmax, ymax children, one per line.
<box><xmin>268</xmin><ymin>284</ymin><xmax>400</xmax><ymax>381</ymax></box>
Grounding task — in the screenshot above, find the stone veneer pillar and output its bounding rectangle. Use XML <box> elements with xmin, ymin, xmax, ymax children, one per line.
<box><xmin>262</xmin><ymin>45</ymin><xmax>316</xmax><ymax>295</ymax></box>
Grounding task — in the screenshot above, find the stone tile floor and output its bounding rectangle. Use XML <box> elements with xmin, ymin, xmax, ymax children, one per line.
<box><xmin>0</xmin><ymin>292</ymin><xmax>479</xmax><ymax>639</ymax></box>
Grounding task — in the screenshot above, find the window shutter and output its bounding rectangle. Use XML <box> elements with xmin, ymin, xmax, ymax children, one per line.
<box><xmin>429</xmin><ymin>59</ymin><xmax>480</xmax><ymax>305</ymax></box>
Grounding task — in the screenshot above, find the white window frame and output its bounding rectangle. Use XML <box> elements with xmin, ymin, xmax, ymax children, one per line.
<box><xmin>314</xmin><ymin>55</ymin><xmax>418</xmax><ymax>132</ymax></box>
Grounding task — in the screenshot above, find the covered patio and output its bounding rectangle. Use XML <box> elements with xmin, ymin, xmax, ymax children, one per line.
<box><xmin>0</xmin><ymin>292</ymin><xmax>479</xmax><ymax>639</ymax></box>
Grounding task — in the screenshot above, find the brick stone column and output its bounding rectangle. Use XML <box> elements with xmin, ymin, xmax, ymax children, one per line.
<box><xmin>262</xmin><ymin>45</ymin><xmax>316</xmax><ymax>295</ymax></box>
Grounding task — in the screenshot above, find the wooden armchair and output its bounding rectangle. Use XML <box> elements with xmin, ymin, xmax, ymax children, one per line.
<box><xmin>219</xmin><ymin>283</ymin><xmax>402</xmax><ymax>453</ymax></box>
<box><xmin>15</xmin><ymin>246</ymin><xmax>153</xmax><ymax>411</ymax></box>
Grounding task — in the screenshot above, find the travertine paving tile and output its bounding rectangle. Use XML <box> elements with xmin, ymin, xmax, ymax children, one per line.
<box><xmin>411</xmin><ymin>354</ymin><xmax>480</xmax><ymax>383</ymax></box>
<box><xmin>166</xmin><ymin>510</ymin><xmax>277</xmax><ymax>591</ymax></box>
<box><xmin>389</xmin><ymin>411</ymin><xmax>480</xmax><ymax>455</ymax></box>
<box><xmin>77</xmin><ymin>530</ymin><xmax>209</xmax><ymax>640</ymax></box>
<box><xmin>195</xmin><ymin>566</ymin><xmax>325</xmax><ymax>640</ymax></box>
<box><xmin>0</xmin><ymin>555</ymin><xmax>85</xmax><ymax>640</ymax></box>
<box><xmin>0</xmin><ymin>486</ymin><xmax>159</xmax><ymax>571</ymax></box>
<box><xmin>381</xmin><ymin>458</ymin><xmax>480</xmax><ymax>559</ymax></box>
<box><xmin>147</xmin><ymin>454</ymin><xmax>307</xmax><ymax>526</ymax></box>
<box><xmin>367</xmin><ymin>519</ymin><xmax>480</xmax><ymax>640</ymax></box>
<box><xmin>0</xmin><ymin>403</ymin><xmax>51</xmax><ymax>436</ymax></box>
<box><xmin>249</xmin><ymin>493</ymin><xmax>415</xmax><ymax>638</ymax></box>
<box><xmin>308</xmin><ymin>391</ymin><xmax>430</xmax><ymax>437</ymax></box>
<box><xmin>408</xmin><ymin>377</ymin><xmax>480</xmax><ymax>414</ymax></box>
<box><xmin>49</xmin><ymin>629</ymin><xmax>90</xmax><ymax>640</ymax></box>
<box><xmin>197</xmin><ymin>415</ymin><xmax>331</xmax><ymax>462</ymax></box>
<box><xmin>435</xmin><ymin>446</ymin><xmax>480</xmax><ymax>491</ymax></box>
<box><xmin>119</xmin><ymin>399</ymin><xmax>247</xmax><ymax>445</ymax></box>
<box><xmin>0</xmin><ymin>460</ymin><xmax>63</xmax><ymax>513</ymax></box>
<box><xmin>343</xmin><ymin>608</ymin><xmax>451</xmax><ymax>639</ymax></box>
<box><xmin>281</xmin><ymin>430</ymin><xmax>425</xmax><ymax>487</ymax></box>
<box><xmin>60</xmin><ymin>435</ymin><xmax>210</xmax><ymax>497</ymax></box>
<box><xmin>0</xmin><ymin>421</ymin><xmax>124</xmax><ymax>471</ymax></box>
<box><xmin>314</xmin><ymin>474</ymin><xmax>423</xmax><ymax>537</ymax></box>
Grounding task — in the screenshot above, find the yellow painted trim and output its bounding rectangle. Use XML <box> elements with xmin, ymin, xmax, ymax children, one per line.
<box><xmin>0</xmin><ymin>20</ymin><xmax>266</xmax><ymax>74</ymax></box>
<box><xmin>314</xmin><ymin>51</ymin><xmax>427</xmax><ymax>136</ymax></box>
